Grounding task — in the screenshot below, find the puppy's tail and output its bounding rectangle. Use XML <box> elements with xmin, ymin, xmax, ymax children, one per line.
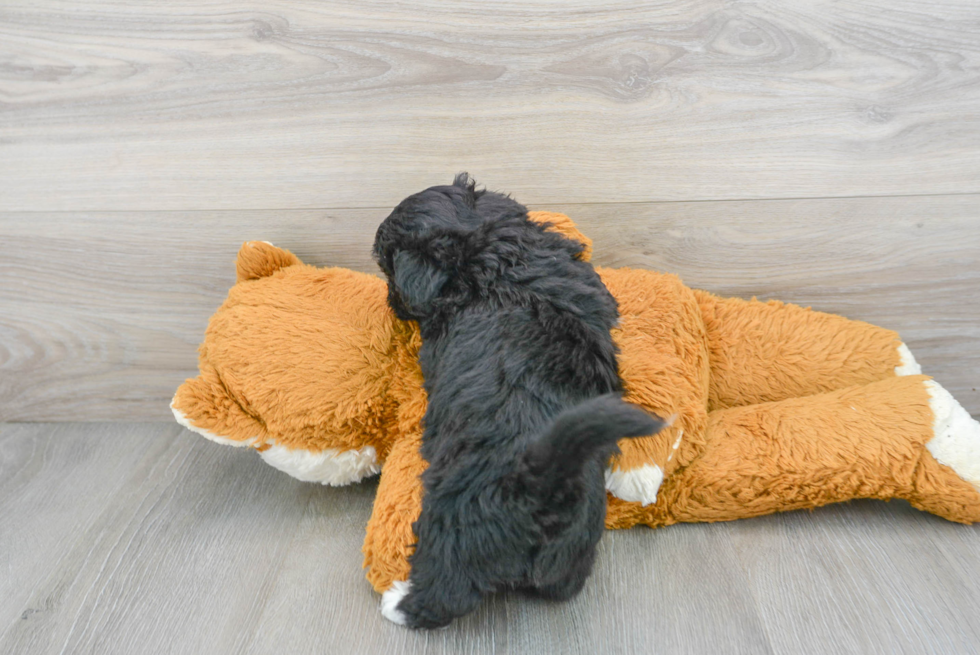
<box><xmin>522</xmin><ymin>394</ymin><xmax>667</xmax><ymax>494</ymax></box>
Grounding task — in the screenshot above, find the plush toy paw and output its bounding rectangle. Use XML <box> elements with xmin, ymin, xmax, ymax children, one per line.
<box><xmin>604</xmin><ymin>415</ymin><xmax>680</xmax><ymax>506</ymax></box>
<box><xmin>895</xmin><ymin>343</ymin><xmax>923</xmax><ymax>376</ymax></box>
<box><xmin>604</xmin><ymin>463</ymin><xmax>665</xmax><ymax>506</ymax></box>
<box><xmin>896</xmin><ymin>378</ymin><xmax>980</xmax><ymax>524</ymax></box>
<box><xmin>924</xmin><ymin>380</ymin><xmax>980</xmax><ymax>492</ymax></box>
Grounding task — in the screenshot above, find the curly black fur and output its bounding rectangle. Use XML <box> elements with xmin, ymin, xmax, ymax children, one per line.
<box><xmin>373</xmin><ymin>174</ymin><xmax>665</xmax><ymax>629</ymax></box>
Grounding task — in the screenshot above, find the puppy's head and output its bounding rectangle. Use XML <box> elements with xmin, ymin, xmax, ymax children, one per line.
<box><xmin>373</xmin><ymin>173</ymin><xmax>526</xmax><ymax>321</ymax></box>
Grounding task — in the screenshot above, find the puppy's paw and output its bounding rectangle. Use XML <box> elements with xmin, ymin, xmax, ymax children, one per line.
<box><xmin>380</xmin><ymin>579</ymin><xmax>412</xmax><ymax>626</ymax></box>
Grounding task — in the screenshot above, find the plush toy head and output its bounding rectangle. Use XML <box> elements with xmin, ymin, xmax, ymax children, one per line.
<box><xmin>171</xmin><ymin>212</ymin><xmax>606</xmax><ymax>485</ymax></box>
<box><xmin>171</xmin><ymin>255</ymin><xmax>407</xmax><ymax>483</ymax></box>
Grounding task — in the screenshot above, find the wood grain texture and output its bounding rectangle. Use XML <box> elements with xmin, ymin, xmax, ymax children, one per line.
<box><xmin>0</xmin><ymin>422</ymin><xmax>172</xmax><ymax>641</ymax></box>
<box><xmin>728</xmin><ymin>502</ymin><xmax>980</xmax><ymax>653</ymax></box>
<box><xmin>2</xmin><ymin>423</ymin><xmax>979</xmax><ymax>654</ymax></box>
<box><xmin>2</xmin><ymin>1</ymin><xmax>980</xmax><ymax>210</ymax></box>
<box><xmin>2</xmin><ymin>194</ymin><xmax>977</xmax><ymax>421</ymax></box>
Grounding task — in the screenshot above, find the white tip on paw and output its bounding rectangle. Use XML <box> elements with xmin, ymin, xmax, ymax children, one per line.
<box><xmin>895</xmin><ymin>343</ymin><xmax>923</xmax><ymax>376</ymax></box>
<box><xmin>380</xmin><ymin>580</ymin><xmax>412</xmax><ymax>626</ymax></box>
<box><xmin>924</xmin><ymin>380</ymin><xmax>980</xmax><ymax>492</ymax></box>
<box><xmin>258</xmin><ymin>444</ymin><xmax>380</xmax><ymax>486</ymax></box>
<box><xmin>605</xmin><ymin>463</ymin><xmax>664</xmax><ymax>506</ymax></box>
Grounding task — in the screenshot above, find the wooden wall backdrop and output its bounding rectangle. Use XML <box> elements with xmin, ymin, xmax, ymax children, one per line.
<box><xmin>1</xmin><ymin>0</ymin><xmax>979</xmax><ymax>420</ymax></box>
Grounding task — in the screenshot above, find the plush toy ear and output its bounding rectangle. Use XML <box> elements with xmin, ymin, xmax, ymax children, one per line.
<box><xmin>391</xmin><ymin>250</ymin><xmax>449</xmax><ymax>312</ymax></box>
<box><xmin>527</xmin><ymin>211</ymin><xmax>593</xmax><ymax>262</ymax></box>
<box><xmin>236</xmin><ymin>241</ymin><xmax>301</xmax><ymax>282</ymax></box>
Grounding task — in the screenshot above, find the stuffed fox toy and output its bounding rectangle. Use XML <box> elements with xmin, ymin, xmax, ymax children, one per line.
<box><xmin>172</xmin><ymin>212</ymin><xmax>980</xmax><ymax>596</ymax></box>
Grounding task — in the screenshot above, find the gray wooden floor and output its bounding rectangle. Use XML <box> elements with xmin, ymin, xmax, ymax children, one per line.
<box><xmin>2</xmin><ymin>422</ymin><xmax>979</xmax><ymax>655</ymax></box>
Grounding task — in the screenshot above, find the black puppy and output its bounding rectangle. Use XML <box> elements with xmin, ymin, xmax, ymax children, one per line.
<box><xmin>373</xmin><ymin>175</ymin><xmax>665</xmax><ymax>629</ymax></box>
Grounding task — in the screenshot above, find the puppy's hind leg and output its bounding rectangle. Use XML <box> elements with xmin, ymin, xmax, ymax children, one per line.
<box><xmin>380</xmin><ymin>549</ymin><xmax>483</xmax><ymax>629</ymax></box>
<box><xmin>531</xmin><ymin>547</ymin><xmax>596</xmax><ymax>601</ymax></box>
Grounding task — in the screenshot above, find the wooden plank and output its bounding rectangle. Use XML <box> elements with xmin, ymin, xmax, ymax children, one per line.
<box><xmin>495</xmin><ymin>525</ymin><xmax>773</xmax><ymax>654</ymax></box>
<box><xmin>2</xmin><ymin>1</ymin><xmax>980</xmax><ymax>210</ymax></box>
<box><xmin>245</xmin><ymin>503</ymin><xmax>773</xmax><ymax>654</ymax></box>
<box><xmin>2</xmin><ymin>194</ymin><xmax>977</xmax><ymax>421</ymax></box>
<box><xmin>728</xmin><ymin>500</ymin><xmax>980</xmax><ymax>654</ymax></box>
<box><xmin>5</xmin><ymin>423</ymin><xmax>980</xmax><ymax>653</ymax></box>
<box><xmin>0</xmin><ymin>423</ymin><xmax>328</xmax><ymax>655</ymax></box>
<box><xmin>0</xmin><ymin>423</ymin><xmax>172</xmax><ymax>638</ymax></box>
<box><xmin>0</xmin><ymin>422</ymin><xmax>771</xmax><ymax>654</ymax></box>
<box><xmin>241</xmin><ymin>466</ymin><xmax>503</xmax><ymax>655</ymax></box>
<box><xmin>0</xmin><ymin>209</ymin><xmax>383</xmax><ymax>422</ymax></box>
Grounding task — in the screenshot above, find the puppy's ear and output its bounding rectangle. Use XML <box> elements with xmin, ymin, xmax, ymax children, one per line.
<box><xmin>452</xmin><ymin>172</ymin><xmax>483</xmax><ymax>209</ymax></box>
<box><xmin>392</xmin><ymin>250</ymin><xmax>449</xmax><ymax>311</ymax></box>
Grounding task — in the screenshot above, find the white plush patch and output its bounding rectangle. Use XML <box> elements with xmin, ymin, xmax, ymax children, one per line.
<box><xmin>380</xmin><ymin>580</ymin><xmax>411</xmax><ymax>626</ymax></box>
<box><xmin>924</xmin><ymin>380</ymin><xmax>980</xmax><ymax>492</ymax></box>
<box><xmin>895</xmin><ymin>343</ymin><xmax>922</xmax><ymax>376</ymax></box>
<box><xmin>605</xmin><ymin>463</ymin><xmax>664</xmax><ymax>506</ymax></box>
<box><xmin>170</xmin><ymin>397</ymin><xmax>260</xmax><ymax>447</ymax></box>
<box><xmin>259</xmin><ymin>443</ymin><xmax>380</xmax><ymax>486</ymax></box>
<box><xmin>172</xmin><ymin>395</ymin><xmax>379</xmax><ymax>486</ymax></box>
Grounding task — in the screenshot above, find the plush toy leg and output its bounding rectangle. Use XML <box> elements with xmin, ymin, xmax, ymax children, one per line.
<box><xmin>363</xmin><ymin>430</ymin><xmax>426</xmax><ymax>594</ymax></box>
<box><xmin>601</xmin><ymin>267</ymin><xmax>711</xmax><ymax>506</ymax></box>
<box><xmin>914</xmin><ymin>381</ymin><xmax>980</xmax><ymax>518</ymax></box>
<box><xmin>371</xmin><ymin>438</ymin><xmax>483</xmax><ymax>628</ymax></box>
<box><xmin>694</xmin><ymin>291</ymin><xmax>916</xmax><ymax>411</ymax></box>
<box><xmin>662</xmin><ymin>375</ymin><xmax>980</xmax><ymax>526</ymax></box>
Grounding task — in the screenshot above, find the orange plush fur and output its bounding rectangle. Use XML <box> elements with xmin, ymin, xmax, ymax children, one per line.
<box><xmin>172</xmin><ymin>212</ymin><xmax>980</xmax><ymax>594</ymax></box>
